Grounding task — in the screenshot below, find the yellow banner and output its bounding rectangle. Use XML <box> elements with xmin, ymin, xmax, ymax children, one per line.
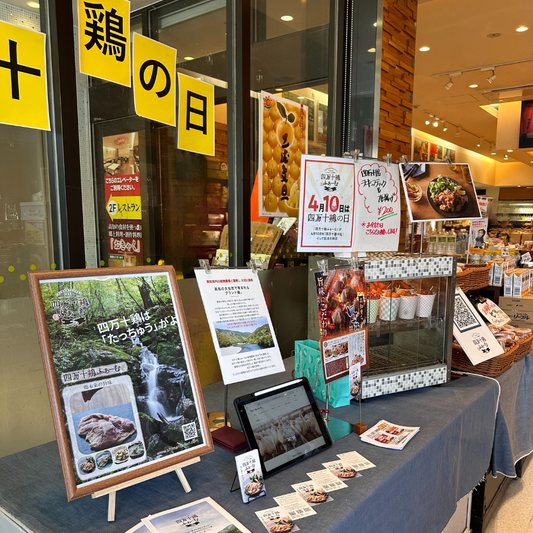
<box><xmin>177</xmin><ymin>73</ymin><xmax>214</xmax><ymax>156</ymax></box>
<box><xmin>78</xmin><ymin>0</ymin><xmax>130</xmax><ymax>87</ymax></box>
<box><xmin>106</xmin><ymin>195</ymin><xmax>142</xmax><ymax>220</ymax></box>
<box><xmin>133</xmin><ymin>34</ymin><xmax>176</xmax><ymax>126</ymax></box>
<box><xmin>0</xmin><ymin>21</ymin><xmax>49</xmax><ymax>130</ymax></box>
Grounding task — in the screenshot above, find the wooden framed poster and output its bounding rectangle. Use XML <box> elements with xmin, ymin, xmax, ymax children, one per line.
<box><xmin>28</xmin><ymin>267</ymin><xmax>213</xmax><ymax>501</ymax></box>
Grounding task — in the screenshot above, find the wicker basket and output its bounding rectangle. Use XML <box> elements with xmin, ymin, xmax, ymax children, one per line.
<box><xmin>514</xmin><ymin>332</ymin><xmax>533</xmax><ymax>361</ymax></box>
<box><xmin>451</xmin><ymin>340</ymin><xmax>517</xmax><ymax>377</ymax></box>
<box><xmin>465</xmin><ymin>263</ymin><xmax>492</xmax><ymax>291</ymax></box>
<box><xmin>456</xmin><ymin>268</ymin><xmax>472</xmax><ymax>291</ymax></box>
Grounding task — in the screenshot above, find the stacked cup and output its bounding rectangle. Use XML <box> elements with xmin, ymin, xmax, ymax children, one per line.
<box><xmin>398</xmin><ymin>293</ymin><xmax>418</xmax><ymax>319</ymax></box>
<box><xmin>417</xmin><ymin>292</ymin><xmax>436</xmax><ymax>318</ymax></box>
<box><xmin>368</xmin><ymin>297</ymin><xmax>380</xmax><ymax>324</ymax></box>
<box><xmin>379</xmin><ymin>294</ymin><xmax>400</xmax><ymax>321</ymax></box>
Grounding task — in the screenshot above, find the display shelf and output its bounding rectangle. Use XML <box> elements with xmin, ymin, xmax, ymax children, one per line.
<box><xmin>365</xmin><ymin>344</ymin><xmax>443</xmax><ymax>377</ymax></box>
<box><xmin>367</xmin><ymin>316</ymin><xmax>435</xmax><ymax>336</ymax></box>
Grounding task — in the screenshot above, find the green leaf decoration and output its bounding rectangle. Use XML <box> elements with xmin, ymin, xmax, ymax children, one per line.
<box><xmin>287</xmin><ymin>113</ymin><xmax>295</xmax><ymax>124</ymax></box>
<box><xmin>277</xmin><ymin>101</ymin><xmax>287</xmax><ymax>119</ymax></box>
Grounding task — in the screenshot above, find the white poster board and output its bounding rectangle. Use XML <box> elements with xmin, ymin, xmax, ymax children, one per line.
<box><xmin>194</xmin><ymin>268</ymin><xmax>285</xmax><ymax>384</ymax></box>
<box><xmin>353</xmin><ymin>161</ymin><xmax>401</xmax><ymax>251</ymax></box>
<box><xmin>453</xmin><ymin>288</ymin><xmax>504</xmax><ymax>365</ymax></box>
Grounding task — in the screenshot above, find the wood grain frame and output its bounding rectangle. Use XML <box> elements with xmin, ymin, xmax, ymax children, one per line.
<box><xmin>28</xmin><ymin>266</ymin><xmax>214</xmax><ymax>501</ymax></box>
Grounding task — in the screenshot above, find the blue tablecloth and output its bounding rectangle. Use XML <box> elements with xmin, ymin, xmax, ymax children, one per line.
<box><xmin>0</xmin><ymin>362</ymin><xmax>500</xmax><ymax>533</ymax></box>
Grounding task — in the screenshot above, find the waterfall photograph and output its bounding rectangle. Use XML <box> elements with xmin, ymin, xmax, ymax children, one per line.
<box><xmin>37</xmin><ymin>271</ymin><xmax>206</xmax><ymax>489</ymax></box>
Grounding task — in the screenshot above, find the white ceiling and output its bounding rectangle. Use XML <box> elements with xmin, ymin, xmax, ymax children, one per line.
<box><xmin>413</xmin><ymin>0</ymin><xmax>533</xmax><ymax>167</ymax></box>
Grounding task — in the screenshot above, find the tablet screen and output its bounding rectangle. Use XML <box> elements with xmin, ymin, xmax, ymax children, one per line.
<box><xmin>235</xmin><ymin>378</ymin><xmax>332</xmax><ymax>476</ymax></box>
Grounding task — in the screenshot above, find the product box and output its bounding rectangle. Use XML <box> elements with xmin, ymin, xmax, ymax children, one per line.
<box><xmin>510</xmin><ymin>232</ymin><xmax>522</xmax><ymax>244</ymax></box>
<box><xmin>513</xmin><ymin>269</ymin><xmax>530</xmax><ymax>298</ymax></box>
<box><xmin>498</xmin><ymin>295</ymin><xmax>533</xmax><ymax>327</ymax></box>
<box><xmin>503</xmin><ymin>269</ymin><xmax>517</xmax><ymax>297</ymax></box>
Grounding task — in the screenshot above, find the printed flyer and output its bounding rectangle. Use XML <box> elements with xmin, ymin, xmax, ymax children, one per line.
<box><xmin>306</xmin><ymin>468</ymin><xmax>348</xmax><ymax>491</ymax></box>
<box><xmin>336</xmin><ymin>451</ymin><xmax>376</xmax><ymax>471</ymax></box>
<box><xmin>297</xmin><ymin>155</ymin><xmax>356</xmax><ymax>252</ymax></box>
<box><xmin>360</xmin><ymin>420</ymin><xmax>420</xmax><ymax>450</ymax></box>
<box><xmin>194</xmin><ymin>268</ymin><xmax>285</xmax><ymax>384</ymax></box>
<box><xmin>291</xmin><ymin>481</ymin><xmax>333</xmax><ymax>506</ymax></box>
<box><xmin>453</xmin><ymin>287</ymin><xmax>504</xmax><ymax>365</ymax></box>
<box><xmin>258</xmin><ymin>91</ymin><xmax>308</xmax><ymax>218</ymax></box>
<box><xmin>273</xmin><ymin>493</ymin><xmax>317</xmax><ymax>520</ymax></box>
<box><xmin>399</xmin><ymin>162</ymin><xmax>482</xmax><ymax>223</ymax></box>
<box><xmin>142</xmin><ymin>497</ymin><xmax>251</xmax><ymax>533</ymax></box>
<box><xmin>353</xmin><ymin>160</ymin><xmax>401</xmax><ymax>251</ymax></box>
<box><xmin>255</xmin><ymin>506</ymin><xmax>300</xmax><ymax>533</ymax></box>
<box><xmin>469</xmin><ymin>197</ymin><xmax>489</xmax><ymax>249</ymax></box>
<box><xmin>29</xmin><ymin>268</ymin><xmax>211</xmax><ymax>500</ymax></box>
<box><xmin>235</xmin><ymin>449</ymin><xmax>266</xmax><ymax>503</ymax></box>
<box><xmin>322</xmin><ymin>460</ymin><xmax>361</xmax><ymax>480</ymax></box>
<box><xmin>314</xmin><ymin>266</ymin><xmax>367</xmax><ymax>384</ymax></box>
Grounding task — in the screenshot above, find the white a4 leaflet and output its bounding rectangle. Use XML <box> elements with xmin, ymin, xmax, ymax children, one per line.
<box><xmin>235</xmin><ymin>449</ymin><xmax>266</xmax><ymax>503</ymax></box>
<box><xmin>194</xmin><ymin>268</ymin><xmax>285</xmax><ymax>384</ymax></box>
<box><xmin>360</xmin><ymin>420</ymin><xmax>419</xmax><ymax>450</ymax></box>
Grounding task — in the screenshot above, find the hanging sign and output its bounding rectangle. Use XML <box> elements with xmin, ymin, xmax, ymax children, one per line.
<box><xmin>399</xmin><ymin>162</ymin><xmax>482</xmax><ymax>223</ymax></box>
<box><xmin>177</xmin><ymin>72</ymin><xmax>214</xmax><ymax>156</ymax></box>
<box><xmin>258</xmin><ymin>91</ymin><xmax>308</xmax><ymax>218</ymax></box>
<box><xmin>469</xmin><ymin>197</ymin><xmax>489</xmax><ymax>249</ymax></box>
<box><xmin>353</xmin><ymin>160</ymin><xmax>400</xmax><ymax>251</ymax></box>
<box><xmin>297</xmin><ymin>155</ymin><xmax>355</xmax><ymax>252</ymax></box>
<box><xmin>453</xmin><ymin>288</ymin><xmax>504</xmax><ymax>365</ymax></box>
<box><xmin>78</xmin><ymin>0</ymin><xmax>131</xmax><ymax>87</ymax></box>
<box><xmin>133</xmin><ymin>33</ymin><xmax>176</xmax><ymax>126</ymax></box>
<box><xmin>0</xmin><ymin>21</ymin><xmax>50</xmax><ymax>130</ymax></box>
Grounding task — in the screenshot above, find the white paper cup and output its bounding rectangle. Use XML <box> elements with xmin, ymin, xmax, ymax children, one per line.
<box><xmin>368</xmin><ymin>299</ymin><xmax>380</xmax><ymax>323</ymax></box>
<box><xmin>417</xmin><ymin>294</ymin><xmax>436</xmax><ymax>318</ymax></box>
<box><xmin>379</xmin><ymin>297</ymin><xmax>400</xmax><ymax>321</ymax></box>
<box><xmin>398</xmin><ymin>295</ymin><xmax>418</xmax><ymax>319</ymax></box>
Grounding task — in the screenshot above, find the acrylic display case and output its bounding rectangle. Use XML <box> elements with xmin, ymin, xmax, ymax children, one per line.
<box><xmin>308</xmin><ymin>254</ymin><xmax>456</xmax><ymax>399</ymax></box>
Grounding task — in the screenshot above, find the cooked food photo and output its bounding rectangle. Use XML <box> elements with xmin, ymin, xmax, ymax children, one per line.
<box><xmin>244</xmin><ymin>473</ymin><xmax>264</xmax><ymax>496</ymax></box>
<box><xmin>79</xmin><ymin>456</ymin><xmax>95</xmax><ymax>474</ymax></box>
<box><xmin>337</xmin><ymin>468</ymin><xmax>357</xmax><ymax>478</ymax></box>
<box><xmin>78</xmin><ymin>413</ymin><xmax>136</xmax><ymax>450</ymax></box>
<box><xmin>306</xmin><ymin>490</ymin><xmax>328</xmax><ymax>503</ymax></box>
<box><xmin>428</xmin><ymin>175</ymin><xmax>467</xmax><ymax>213</ymax></box>
<box><xmin>350</xmin><ymin>383</ymin><xmax>360</xmax><ymax>396</ymax></box>
<box><xmin>113</xmin><ymin>447</ymin><xmax>129</xmax><ymax>463</ymax></box>
<box><xmin>128</xmin><ymin>441</ymin><xmax>144</xmax><ymax>459</ymax></box>
<box><xmin>406</xmin><ymin>182</ymin><xmax>422</xmax><ymax>202</ymax></box>
<box><xmin>96</xmin><ymin>451</ymin><xmax>112</xmax><ymax>469</ymax></box>
<box><xmin>269</xmin><ymin>519</ymin><xmax>295</xmax><ymax>533</ymax></box>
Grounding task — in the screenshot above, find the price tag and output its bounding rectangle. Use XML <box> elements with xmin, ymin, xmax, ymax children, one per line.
<box><xmin>501</xmin><ymin>247</ymin><xmax>510</xmax><ymax>257</ymax></box>
<box><xmin>521</xmin><ymin>252</ymin><xmax>532</xmax><ymax>263</ymax></box>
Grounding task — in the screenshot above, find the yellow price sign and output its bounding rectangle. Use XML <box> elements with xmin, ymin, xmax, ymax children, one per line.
<box><xmin>106</xmin><ymin>195</ymin><xmax>142</xmax><ymax>221</ymax></box>
<box><xmin>78</xmin><ymin>0</ymin><xmax>130</xmax><ymax>87</ymax></box>
<box><xmin>133</xmin><ymin>34</ymin><xmax>176</xmax><ymax>126</ymax></box>
<box><xmin>0</xmin><ymin>21</ymin><xmax>49</xmax><ymax>130</ymax></box>
<box><xmin>177</xmin><ymin>72</ymin><xmax>214</xmax><ymax>156</ymax></box>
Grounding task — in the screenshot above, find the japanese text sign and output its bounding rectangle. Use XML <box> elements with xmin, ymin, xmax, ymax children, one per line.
<box><xmin>353</xmin><ymin>161</ymin><xmax>400</xmax><ymax>251</ymax></box>
<box><xmin>297</xmin><ymin>155</ymin><xmax>356</xmax><ymax>252</ymax></box>
<box><xmin>78</xmin><ymin>0</ymin><xmax>131</xmax><ymax>87</ymax></box>
<box><xmin>133</xmin><ymin>33</ymin><xmax>176</xmax><ymax>127</ymax></box>
<box><xmin>177</xmin><ymin>73</ymin><xmax>214</xmax><ymax>156</ymax></box>
<box><xmin>0</xmin><ymin>21</ymin><xmax>50</xmax><ymax>130</ymax></box>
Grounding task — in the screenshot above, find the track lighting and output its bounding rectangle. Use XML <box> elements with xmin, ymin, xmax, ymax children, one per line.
<box><xmin>487</xmin><ymin>69</ymin><xmax>496</xmax><ymax>83</ymax></box>
<box><xmin>445</xmin><ymin>75</ymin><xmax>454</xmax><ymax>90</ymax></box>
<box><xmin>455</xmin><ymin>127</ymin><xmax>460</xmax><ymax>137</ymax></box>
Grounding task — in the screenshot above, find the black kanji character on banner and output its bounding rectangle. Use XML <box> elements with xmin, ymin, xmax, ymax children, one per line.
<box><xmin>84</xmin><ymin>2</ymin><xmax>126</xmax><ymax>62</ymax></box>
<box><xmin>0</xmin><ymin>40</ymin><xmax>41</xmax><ymax>100</ymax></box>
<box><xmin>139</xmin><ymin>60</ymin><xmax>171</xmax><ymax>97</ymax></box>
<box><xmin>186</xmin><ymin>90</ymin><xmax>208</xmax><ymax>134</ymax></box>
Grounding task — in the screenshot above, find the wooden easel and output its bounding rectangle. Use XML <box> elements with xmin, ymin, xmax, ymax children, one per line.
<box><xmin>92</xmin><ymin>456</ymin><xmax>201</xmax><ymax>521</ymax></box>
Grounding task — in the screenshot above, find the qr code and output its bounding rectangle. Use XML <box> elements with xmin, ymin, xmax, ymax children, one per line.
<box><xmin>454</xmin><ymin>295</ymin><xmax>480</xmax><ymax>332</ymax></box>
<box><xmin>182</xmin><ymin>422</ymin><xmax>198</xmax><ymax>441</ymax></box>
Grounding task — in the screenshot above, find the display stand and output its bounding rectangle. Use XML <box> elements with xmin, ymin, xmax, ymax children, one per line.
<box><xmin>92</xmin><ymin>456</ymin><xmax>200</xmax><ymax>521</ymax></box>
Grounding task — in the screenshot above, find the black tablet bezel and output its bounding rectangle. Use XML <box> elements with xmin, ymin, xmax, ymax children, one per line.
<box><xmin>234</xmin><ymin>377</ymin><xmax>332</xmax><ymax>478</ymax></box>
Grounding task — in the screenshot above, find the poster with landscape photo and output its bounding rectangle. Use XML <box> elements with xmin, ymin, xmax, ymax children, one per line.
<box><xmin>28</xmin><ymin>266</ymin><xmax>213</xmax><ymax>501</ymax></box>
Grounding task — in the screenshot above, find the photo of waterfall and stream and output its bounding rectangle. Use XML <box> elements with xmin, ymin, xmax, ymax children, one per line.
<box><xmin>36</xmin><ymin>270</ymin><xmax>208</xmax><ymax>491</ymax></box>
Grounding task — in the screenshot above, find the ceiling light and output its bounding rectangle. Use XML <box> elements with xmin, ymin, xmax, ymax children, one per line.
<box><xmin>275</xmin><ymin>88</ymin><xmax>283</xmax><ymax>92</ymax></box>
<box><xmin>373</xmin><ymin>22</ymin><xmax>377</xmax><ymax>27</ymax></box>
<box><xmin>433</xmin><ymin>121</ymin><xmax>439</xmax><ymax>127</ymax></box>
<box><xmin>491</xmin><ymin>152</ymin><xmax>497</xmax><ymax>155</ymax></box>
<box><xmin>26</xmin><ymin>1</ymin><xmax>39</xmax><ymax>7</ymax></box>
<box><xmin>445</xmin><ymin>75</ymin><xmax>454</xmax><ymax>90</ymax></box>
<box><xmin>469</xmin><ymin>84</ymin><xmax>479</xmax><ymax>88</ymax></box>
<box><xmin>184</xmin><ymin>56</ymin><xmax>194</xmax><ymax>61</ymax></box>
<box><xmin>419</xmin><ymin>46</ymin><xmax>430</xmax><ymax>52</ymax></box>
<box><xmin>487</xmin><ymin>69</ymin><xmax>496</xmax><ymax>83</ymax></box>
<box><xmin>425</xmin><ymin>119</ymin><xmax>431</xmax><ymax>125</ymax></box>
<box><xmin>507</xmin><ymin>149</ymin><xmax>513</xmax><ymax>152</ymax></box>
<box><xmin>297</xmin><ymin>96</ymin><xmax>304</xmax><ymax>100</ymax></box>
<box><xmin>281</xmin><ymin>15</ymin><xmax>293</xmax><ymax>21</ymax></box>
<box><xmin>516</xmin><ymin>26</ymin><xmax>528</xmax><ymax>32</ymax></box>
<box><xmin>477</xmin><ymin>142</ymin><xmax>481</xmax><ymax>147</ymax></box>
<box><xmin>443</xmin><ymin>124</ymin><xmax>448</xmax><ymax>132</ymax></box>
<box><xmin>456</xmin><ymin>127</ymin><xmax>460</xmax><ymax>137</ymax></box>
<box><xmin>367</xmin><ymin>48</ymin><xmax>376</xmax><ymax>53</ymax></box>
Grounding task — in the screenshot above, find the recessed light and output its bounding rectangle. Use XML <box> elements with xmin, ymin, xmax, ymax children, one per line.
<box><xmin>425</xmin><ymin>120</ymin><xmax>431</xmax><ymax>125</ymax></box>
<box><xmin>419</xmin><ymin>46</ymin><xmax>430</xmax><ymax>52</ymax></box>
<box><xmin>297</xmin><ymin>96</ymin><xmax>304</xmax><ymax>100</ymax></box>
<box><xmin>275</xmin><ymin>88</ymin><xmax>283</xmax><ymax>92</ymax></box>
<box><xmin>491</xmin><ymin>152</ymin><xmax>497</xmax><ymax>155</ymax></box>
<box><xmin>516</xmin><ymin>26</ymin><xmax>528</xmax><ymax>32</ymax></box>
<box><xmin>477</xmin><ymin>142</ymin><xmax>481</xmax><ymax>147</ymax></box>
<box><xmin>26</xmin><ymin>1</ymin><xmax>39</xmax><ymax>7</ymax></box>
<box><xmin>487</xmin><ymin>32</ymin><xmax>501</xmax><ymax>38</ymax></box>
<box><xmin>530</xmin><ymin>161</ymin><xmax>533</xmax><ymax>163</ymax></box>
<box><xmin>507</xmin><ymin>149</ymin><xmax>513</xmax><ymax>152</ymax></box>
<box><xmin>367</xmin><ymin>48</ymin><xmax>376</xmax><ymax>53</ymax></box>
<box><xmin>433</xmin><ymin>121</ymin><xmax>439</xmax><ymax>127</ymax></box>
<box><xmin>469</xmin><ymin>84</ymin><xmax>479</xmax><ymax>88</ymax></box>
<box><xmin>184</xmin><ymin>56</ymin><xmax>194</xmax><ymax>61</ymax></box>
<box><xmin>281</xmin><ymin>15</ymin><xmax>293</xmax><ymax>21</ymax></box>
<box><xmin>518</xmin><ymin>185</ymin><xmax>522</xmax><ymax>187</ymax></box>
<box><xmin>373</xmin><ymin>22</ymin><xmax>377</xmax><ymax>27</ymax></box>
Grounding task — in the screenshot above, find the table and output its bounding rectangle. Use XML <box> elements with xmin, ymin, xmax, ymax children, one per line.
<box><xmin>0</xmin><ymin>360</ymin><xmax>500</xmax><ymax>533</ymax></box>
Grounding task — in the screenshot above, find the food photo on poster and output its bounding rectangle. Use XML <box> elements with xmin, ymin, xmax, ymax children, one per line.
<box><xmin>258</xmin><ymin>91</ymin><xmax>308</xmax><ymax>218</ymax></box>
<box><xmin>28</xmin><ymin>267</ymin><xmax>211</xmax><ymax>500</ymax></box>
<box><xmin>399</xmin><ymin>162</ymin><xmax>482</xmax><ymax>223</ymax></box>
